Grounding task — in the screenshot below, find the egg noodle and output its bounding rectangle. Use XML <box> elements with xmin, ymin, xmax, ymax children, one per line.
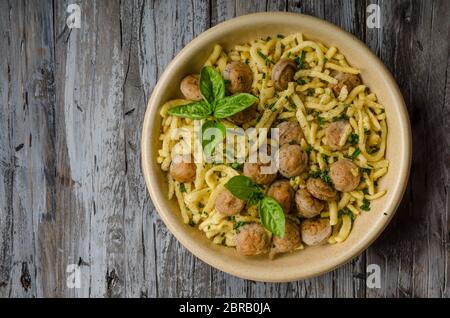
<box><xmin>157</xmin><ymin>33</ymin><xmax>388</xmax><ymax>250</ymax></box>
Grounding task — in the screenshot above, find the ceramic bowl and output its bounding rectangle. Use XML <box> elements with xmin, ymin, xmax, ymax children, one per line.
<box><xmin>141</xmin><ymin>12</ymin><xmax>411</xmax><ymax>282</ymax></box>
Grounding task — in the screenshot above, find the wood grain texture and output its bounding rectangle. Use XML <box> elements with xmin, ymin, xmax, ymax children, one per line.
<box><xmin>0</xmin><ymin>0</ymin><xmax>449</xmax><ymax>298</ymax></box>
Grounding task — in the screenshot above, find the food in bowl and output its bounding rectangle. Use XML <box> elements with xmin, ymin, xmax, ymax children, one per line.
<box><xmin>156</xmin><ymin>32</ymin><xmax>389</xmax><ymax>259</ymax></box>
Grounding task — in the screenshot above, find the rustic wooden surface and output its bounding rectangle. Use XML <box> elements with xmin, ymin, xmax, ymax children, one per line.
<box><xmin>0</xmin><ymin>0</ymin><xmax>449</xmax><ymax>298</ymax></box>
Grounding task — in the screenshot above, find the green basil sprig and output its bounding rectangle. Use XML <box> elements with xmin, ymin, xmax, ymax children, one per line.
<box><xmin>168</xmin><ymin>66</ymin><xmax>258</xmax><ymax>119</ymax></box>
<box><xmin>224</xmin><ymin>175</ymin><xmax>285</xmax><ymax>237</ymax></box>
<box><xmin>168</xmin><ymin>66</ymin><xmax>258</xmax><ymax>156</ymax></box>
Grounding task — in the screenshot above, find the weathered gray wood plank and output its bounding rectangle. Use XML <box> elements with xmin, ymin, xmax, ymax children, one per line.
<box><xmin>0</xmin><ymin>0</ymin><xmax>449</xmax><ymax>298</ymax></box>
<box><xmin>365</xmin><ymin>0</ymin><xmax>450</xmax><ymax>298</ymax></box>
<box><xmin>0</xmin><ymin>0</ymin><xmax>56</xmax><ymax>298</ymax></box>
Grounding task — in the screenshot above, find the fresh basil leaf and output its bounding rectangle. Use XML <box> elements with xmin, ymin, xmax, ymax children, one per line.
<box><xmin>224</xmin><ymin>175</ymin><xmax>262</xmax><ymax>202</ymax></box>
<box><xmin>201</xmin><ymin>120</ymin><xmax>226</xmax><ymax>157</ymax></box>
<box><xmin>259</xmin><ymin>197</ymin><xmax>286</xmax><ymax>238</ymax></box>
<box><xmin>167</xmin><ymin>101</ymin><xmax>211</xmax><ymax>119</ymax></box>
<box><xmin>214</xmin><ymin>93</ymin><xmax>258</xmax><ymax>118</ymax></box>
<box><xmin>200</xmin><ymin>66</ymin><xmax>225</xmax><ymax>105</ymax></box>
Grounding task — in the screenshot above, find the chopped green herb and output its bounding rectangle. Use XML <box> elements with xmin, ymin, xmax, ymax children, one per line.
<box><xmin>262</xmin><ymin>73</ymin><xmax>266</xmax><ymax>79</ymax></box>
<box><xmin>322</xmin><ymin>154</ymin><xmax>329</xmax><ymax>163</ymax></box>
<box><xmin>321</xmin><ymin>170</ymin><xmax>333</xmax><ymax>186</ymax></box>
<box><xmin>189</xmin><ymin>220</ymin><xmax>195</xmax><ymax>227</ymax></box>
<box><xmin>323</xmin><ymin>57</ymin><xmax>329</xmax><ymax>64</ymax></box>
<box><xmin>362</xmin><ymin>188</ymin><xmax>369</xmax><ymax>195</ymax></box>
<box><xmin>305</xmin><ymin>145</ymin><xmax>314</xmax><ymax>154</ymax></box>
<box><xmin>296</xmin><ymin>79</ymin><xmax>306</xmax><ymax>85</ymax></box>
<box><xmin>309</xmin><ymin>169</ymin><xmax>333</xmax><ymax>187</ymax></box>
<box><xmin>364</xmin><ymin>128</ymin><xmax>370</xmax><ymax>135</ymax></box>
<box><xmin>361</xmin><ymin>167</ymin><xmax>372</xmax><ymax>175</ymax></box>
<box><xmin>317</xmin><ymin>116</ymin><xmax>326</xmax><ymax>126</ymax></box>
<box><xmin>346</xmin><ymin>148</ymin><xmax>361</xmax><ymax>160</ymax></box>
<box><xmin>257</xmin><ymin>51</ymin><xmax>274</xmax><ymax>65</ymax></box>
<box><xmin>265</xmin><ymin>36</ymin><xmax>272</xmax><ymax>41</ymax></box>
<box><xmin>332</xmin><ymin>113</ymin><xmax>349</xmax><ymax>122</ymax></box>
<box><xmin>244</xmin><ymin>59</ymin><xmax>249</xmax><ymax>64</ymax></box>
<box><xmin>295</xmin><ymin>51</ymin><xmax>306</xmax><ymax>69</ymax></box>
<box><xmin>347</xmin><ymin>133</ymin><xmax>359</xmax><ymax>145</ymax></box>
<box><xmin>198</xmin><ymin>202</ymin><xmax>205</xmax><ymax>209</ymax></box>
<box><xmin>306</xmin><ymin>88</ymin><xmax>315</xmax><ymax>96</ymax></box>
<box><xmin>228</xmin><ymin>216</ymin><xmax>236</xmax><ymax>221</ymax></box>
<box><xmin>287</xmin><ymin>51</ymin><xmax>292</xmax><ymax>58</ymax></box>
<box><xmin>309</xmin><ymin>170</ymin><xmax>322</xmax><ymax>178</ymax></box>
<box><xmin>339</xmin><ymin>207</ymin><xmax>355</xmax><ymax>220</ymax></box>
<box><xmin>277</xmin><ymin>34</ymin><xmax>285</xmax><ymax>39</ymax></box>
<box><xmin>360</xmin><ymin>199</ymin><xmax>371</xmax><ymax>211</ymax></box>
<box><xmin>179</xmin><ymin>183</ymin><xmax>187</xmax><ymax>193</ymax></box>
<box><xmin>234</xmin><ymin>221</ymin><xmax>249</xmax><ymax>233</ymax></box>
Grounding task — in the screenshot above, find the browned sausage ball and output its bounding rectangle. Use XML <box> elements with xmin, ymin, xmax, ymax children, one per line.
<box><xmin>306</xmin><ymin>177</ymin><xmax>336</xmax><ymax>201</ymax></box>
<box><xmin>278</xmin><ymin>144</ymin><xmax>309</xmax><ymax>178</ymax></box>
<box><xmin>295</xmin><ymin>188</ymin><xmax>324</xmax><ymax>218</ymax></box>
<box><xmin>223</xmin><ymin>61</ymin><xmax>253</xmax><ymax>94</ymax></box>
<box><xmin>243</xmin><ymin>160</ymin><xmax>277</xmax><ymax>185</ymax></box>
<box><xmin>301</xmin><ymin>218</ymin><xmax>332</xmax><ymax>246</ymax></box>
<box><xmin>271</xmin><ymin>58</ymin><xmax>297</xmax><ymax>90</ymax></box>
<box><xmin>169</xmin><ymin>155</ymin><xmax>196</xmax><ymax>183</ymax></box>
<box><xmin>277</xmin><ymin>121</ymin><xmax>304</xmax><ymax>146</ymax></box>
<box><xmin>267</xmin><ymin>180</ymin><xmax>294</xmax><ymax>213</ymax></box>
<box><xmin>180</xmin><ymin>74</ymin><xmax>202</xmax><ymax>101</ymax></box>
<box><xmin>215</xmin><ymin>188</ymin><xmax>245</xmax><ymax>216</ymax></box>
<box><xmin>329</xmin><ymin>159</ymin><xmax>360</xmax><ymax>192</ymax></box>
<box><xmin>325</xmin><ymin>120</ymin><xmax>351</xmax><ymax>151</ymax></box>
<box><xmin>270</xmin><ymin>221</ymin><xmax>301</xmax><ymax>258</ymax></box>
<box><xmin>329</xmin><ymin>71</ymin><xmax>361</xmax><ymax>97</ymax></box>
<box><xmin>236</xmin><ymin>223</ymin><xmax>270</xmax><ymax>256</ymax></box>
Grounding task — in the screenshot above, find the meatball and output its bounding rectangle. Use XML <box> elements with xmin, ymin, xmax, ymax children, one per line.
<box><xmin>267</xmin><ymin>180</ymin><xmax>294</xmax><ymax>213</ymax></box>
<box><xmin>223</xmin><ymin>61</ymin><xmax>253</xmax><ymax>94</ymax></box>
<box><xmin>325</xmin><ymin>120</ymin><xmax>351</xmax><ymax>151</ymax></box>
<box><xmin>295</xmin><ymin>189</ymin><xmax>324</xmax><ymax>218</ymax></box>
<box><xmin>271</xmin><ymin>58</ymin><xmax>297</xmax><ymax>90</ymax></box>
<box><xmin>170</xmin><ymin>155</ymin><xmax>196</xmax><ymax>183</ymax></box>
<box><xmin>301</xmin><ymin>218</ymin><xmax>332</xmax><ymax>246</ymax></box>
<box><xmin>229</xmin><ymin>103</ymin><xmax>258</xmax><ymax>125</ymax></box>
<box><xmin>278</xmin><ymin>144</ymin><xmax>309</xmax><ymax>178</ymax></box>
<box><xmin>215</xmin><ymin>188</ymin><xmax>245</xmax><ymax>216</ymax></box>
<box><xmin>243</xmin><ymin>161</ymin><xmax>277</xmax><ymax>185</ymax></box>
<box><xmin>270</xmin><ymin>221</ymin><xmax>301</xmax><ymax>258</ymax></box>
<box><xmin>330</xmin><ymin>71</ymin><xmax>361</xmax><ymax>97</ymax></box>
<box><xmin>329</xmin><ymin>159</ymin><xmax>360</xmax><ymax>192</ymax></box>
<box><xmin>236</xmin><ymin>223</ymin><xmax>270</xmax><ymax>256</ymax></box>
<box><xmin>277</xmin><ymin>121</ymin><xmax>304</xmax><ymax>146</ymax></box>
<box><xmin>306</xmin><ymin>177</ymin><xmax>336</xmax><ymax>201</ymax></box>
<box><xmin>180</xmin><ymin>74</ymin><xmax>202</xmax><ymax>101</ymax></box>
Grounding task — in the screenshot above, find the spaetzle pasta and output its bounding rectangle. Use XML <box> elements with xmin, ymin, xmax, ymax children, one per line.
<box><xmin>157</xmin><ymin>33</ymin><xmax>389</xmax><ymax>258</ymax></box>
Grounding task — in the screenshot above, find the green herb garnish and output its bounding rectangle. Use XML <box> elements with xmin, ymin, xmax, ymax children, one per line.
<box><xmin>347</xmin><ymin>133</ymin><xmax>359</xmax><ymax>145</ymax></box>
<box><xmin>360</xmin><ymin>199</ymin><xmax>371</xmax><ymax>211</ymax></box>
<box><xmin>225</xmin><ymin>176</ymin><xmax>285</xmax><ymax>237</ymax></box>
<box><xmin>317</xmin><ymin>115</ymin><xmax>326</xmax><ymax>126</ymax></box>
<box><xmin>346</xmin><ymin>148</ymin><xmax>361</xmax><ymax>160</ymax></box>
<box><xmin>257</xmin><ymin>51</ymin><xmax>274</xmax><ymax>65</ymax></box>
<box><xmin>295</xmin><ymin>51</ymin><xmax>306</xmax><ymax>69</ymax></box>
